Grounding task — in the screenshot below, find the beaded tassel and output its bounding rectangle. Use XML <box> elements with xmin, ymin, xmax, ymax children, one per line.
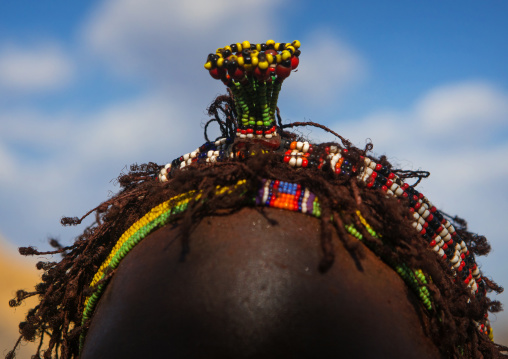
<box><xmin>204</xmin><ymin>40</ymin><xmax>300</xmax><ymax>139</ymax></box>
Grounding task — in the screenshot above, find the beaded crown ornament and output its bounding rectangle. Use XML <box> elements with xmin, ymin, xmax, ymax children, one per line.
<box><xmin>83</xmin><ymin>40</ymin><xmax>495</xmax><ymax>351</ymax></box>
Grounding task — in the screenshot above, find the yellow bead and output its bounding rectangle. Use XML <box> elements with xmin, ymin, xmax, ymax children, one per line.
<box><xmin>251</xmin><ymin>57</ymin><xmax>259</xmax><ymax>66</ymax></box>
<box><xmin>236</xmin><ymin>43</ymin><xmax>242</xmax><ymax>52</ymax></box>
<box><xmin>292</xmin><ymin>40</ymin><xmax>301</xmax><ymax>48</ymax></box>
<box><xmin>265</xmin><ymin>54</ymin><xmax>274</xmax><ymax>64</ymax></box>
<box><xmin>258</xmin><ymin>61</ymin><xmax>269</xmax><ymax>70</ymax></box>
<box><xmin>242</xmin><ymin>40</ymin><xmax>250</xmax><ymax>50</ymax></box>
<box><xmin>237</xmin><ymin>56</ymin><xmax>244</xmax><ymax>66</ymax></box>
<box><xmin>281</xmin><ymin>50</ymin><xmax>291</xmax><ymax>60</ymax></box>
<box><xmin>204</xmin><ymin>62</ymin><xmax>212</xmax><ymax>70</ymax></box>
<box><xmin>266</xmin><ymin>39</ymin><xmax>275</xmax><ymax>47</ymax></box>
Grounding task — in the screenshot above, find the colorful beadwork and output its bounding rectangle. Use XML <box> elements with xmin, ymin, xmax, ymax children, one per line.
<box><xmin>157</xmin><ymin>137</ymin><xmax>492</xmax><ymax>338</ymax></box>
<box><xmin>204</xmin><ymin>40</ymin><xmax>300</xmax><ymax>140</ymax></box>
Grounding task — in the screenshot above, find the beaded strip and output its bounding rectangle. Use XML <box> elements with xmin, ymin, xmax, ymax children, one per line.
<box><xmin>158</xmin><ymin>138</ymin><xmax>493</xmax><ymax>338</ymax></box>
<box><xmin>204</xmin><ymin>40</ymin><xmax>301</xmax><ymax>139</ymax></box>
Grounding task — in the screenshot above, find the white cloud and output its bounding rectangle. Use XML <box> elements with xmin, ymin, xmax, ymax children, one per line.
<box><xmin>416</xmin><ymin>82</ymin><xmax>508</xmax><ymax>134</ymax></box>
<box><xmin>0</xmin><ymin>43</ymin><xmax>74</xmax><ymax>94</ymax></box>
<box><xmin>81</xmin><ymin>0</ymin><xmax>285</xmax><ymax>87</ymax></box>
<box><xmin>287</xmin><ymin>30</ymin><xmax>367</xmax><ymax>104</ymax></box>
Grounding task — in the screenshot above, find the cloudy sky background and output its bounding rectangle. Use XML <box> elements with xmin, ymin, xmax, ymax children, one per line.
<box><xmin>1</xmin><ymin>0</ymin><xmax>507</xmax><ymax>346</ymax></box>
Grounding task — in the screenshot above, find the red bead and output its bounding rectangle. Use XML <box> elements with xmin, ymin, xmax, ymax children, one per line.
<box><xmin>446</xmin><ymin>239</ymin><xmax>453</xmax><ymax>246</ymax></box>
<box><xmin>283</xmin><ymin>155</ymin><xmax>290</xmax><ymax>163</ymax></box>
<box><xmin>414</xmin><ymin>202</ymin><xmax>421</xmax><ymax>210</ymax></box>
<box><xmin>436</xmin><ymin>226</ymin><xmax>443</xmax><ymax>233</ymax></box>
<box><xmin>430</xmin><ymin>240</ymin><xmax>436</xmax><ymax>247</ymax></box>
<box><xmin>302</xmin><ymin>158</ymin><xmax>308</xmax><ymax>167</ymax></box>
<box><xmin>423</xmin><ymin>222</ymin><xmax>428</xmax><ymax>228</ymax></box>
<box><xmin>290</xmin><ymin>56</ymin><xmax>299</xmax><ymax>69</ymax></box>
<box><xmin>247</xmin><ymin>128</ymin><xmax>253</xmax><ymax>133</ymax></box>
<box><xmin>256</xmin><ymin>130</ymin><xmax>263</xmax><ymax>135</ymax></box>
<box><xmin>241</xmin><ymin>129</ymin><xmax>247</xmax><ymax>134</ymax></box>
<box><xmin>430</xmin><ymin>206</ymin><xmax>437</xmax><ymax>213</ymax></box>
<box><xmin>275</xmin><ymin>64</ymin><xmax>291</xmax><ymax>79</ymax></box>
<box><xmin>442</xmin><ymin>254</ymin><xmax>447</xmax><ymax>259</ymax></box>
<box><xmin>388</xmin><ymin>173</ymin><xmax>395</xmax><ymax>179</ymax></box>
<box><xmin>426</xmin><ymin>214</ymin><xmax>433</xmax><ymax>222</ymax></box>
<box><xmin>370</xmin><ymin>172</ymin><xmax>378</xmax><ymax>179</ymax></box>
<box><xmin>382</xmin><ymin>185</ymin><xmax>388</xmax><ymax>191</ymax></box>
<box><xmin>419</xmin><ymin>193</ymin><xmax>424</xmax><ymax>199</ymax></box>
<box><xmin>402</xmin><ymin>192</ymin><xmax>408</xmax><ymax>198</ymax></box>
<box><xmin>409</xmin><ymin>207</ymin><xmax>414</xmax><ymax>213</ymax></box>
<box><xmin>375</xmin><ymin>164</ymin><xmax>382</xmax><ymax>171</ymax></box>
<box><xmin>386</xmin><ymin>179</ymin><xmax>393</xmax><ymax>187</ymax></box>
<box><xmin>274</xmin><ymin>180</ymin><xmax>280</xmax><ymax>186</ymax></box>
<box><xmin>413</xmin><ymin>195</ymin><xmax>418</xmax><ymax>201</ymax></box>
<box><xmin>209</xmin><ymin>67</ymin><xmax>226</xmax><ymax>80</ymax></box>
<box><xmin>401</xmin><ymin>183</ymin><xmax>409</xmax><ymax>190</ymax></box>
<box><xmin>420</xmin><ymin>228</ymin><xmax>426</xmax><ymax>235</ymax></box>
<box><xmin>442</xmin><ymin>243</ymin><xmax>448</xmax><ymax>250</ymax></box>
<box><xmin>325</xmin><ymin>147</ymin><xmax>330</xmax><ymax>154</ymax></box>
<box><xmin>343</xmin><ymin>149</ymin><xmax>348</xmax><ymax>153</ymax></box>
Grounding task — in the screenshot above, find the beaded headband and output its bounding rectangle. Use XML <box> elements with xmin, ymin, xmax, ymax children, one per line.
<box><xmin>81</xmin><ymin>40</ymin><xmax>494</xmax><ymax>353</ymax></box>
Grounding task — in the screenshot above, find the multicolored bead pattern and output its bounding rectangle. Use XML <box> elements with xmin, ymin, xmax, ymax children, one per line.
<box><xmin>157</xmin><ymin>138</ymin><xmax>493</xmax><ymax>339</ymax></box>
<box><xmin>204</xmin><ymin>40</ymin><xmax>300</xmax><ymax>139</ymax></box>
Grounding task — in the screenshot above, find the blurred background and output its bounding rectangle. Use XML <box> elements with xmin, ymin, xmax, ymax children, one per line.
<box><xmin>1</xmin><ymin>0</ymin><xmax>507</xmax><ymax>356</ymax></box>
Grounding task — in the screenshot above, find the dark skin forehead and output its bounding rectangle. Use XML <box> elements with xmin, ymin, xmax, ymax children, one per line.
<box><xmin>81</xmin><ymin>207</ymin><xmax>443</xmax><ymax>359</ymax></box>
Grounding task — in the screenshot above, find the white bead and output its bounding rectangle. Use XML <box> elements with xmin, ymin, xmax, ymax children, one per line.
<box><xmin>164</xmin><ymin>163</ymin><xmax>171</xmax><ymax>170</ymax></box>
<box><xmin>413</xmin><ymin>212</ymin><xmax>420</xmax><ymax>220</ymax></box>
<box><xmin>186</xmin><ymin>158</ymin><xmax>192</xmax><ymax>165</ymax></box>
<box><xmin>205</xmin><ymin>158</ymin><xmax>210</xmax><ymax>163</ymax></box>
<box><xmin>415</xmin><ymin>223</ymin><xmax>422</xmax><ymax>231</ymax></box>
<box><xmin>183</xmin><ymin>153</ymin><xmax>190</xmax><ymax>160</ymax></box>
<box><xmin>460</xmin><ymin>241</ymin><xmax>466</xmax><ymax>249</ymax></box>
<box><xmin>418</xmin><ymin>217</ymin><xmax>425</xmax><ymax>225</ymax></box>
<box><xmin>442</xmin><ymin>233</ymin><xmax>451</xmax><ymax>242</ymax></box>
<box><xmin>472</xmin><ymin>267</ymin><xmax>480</xmax><ymax>277</ymax></box>
<box><xmin>471</xmin><ymin>282</ymin><xmax>478</xmax><ymax>292</ymax></box>
<box><xmin>438</xmin><ymin>248</ymin><xmax>444</xmax><ymax>257</ymax></box>
<box><xmin>214</xmin><ymin>151</ymin><xmax>220</xmax><ymax>156</ymax></box>
<box><xmin>207</xmin><ymin>150</ymin><xmax>214</xmax><ymax>157</ymax></box>
<box><xmin>302</xmin><ymin>202</ymin><xmax>307</xmax><ymax>213</ymax></box>
<box><xmin>256</xmin><ymin>134</ymin><xmax>263</xmax><ymax>139</ymax></box>
<box><xmin>364</xmin><ymin>157</ymin><xmax>372</xmax><ymax>166</ymax></box>
<box><xmin>160</xmin><ymin>167</ymin><xmax>168</xmax><ymax>176</ymax></box>
<box><xmin>296</xmin><ymin>157</ymin><xmax>302</xmax><ymax>167</ymax></box>
<box><xmin>190</xmin><ymin>151</ymin><xmax>197</xmax><ymax>159</ymax></box>
<box><xmin>330</xmin><ymin>145</ymin><xmax>337</xmax><ymax>153</ymax></box>
<box><xmin>365</xmin><ymin>167</ymin><xmax>374</xmax><ymax>176</ymax></box>
<box><xmin>447</xmin><ymin>224</ymin><xmax>455</xmax><ymax>233</ymax></box>
<box><xmin>452</xmin><ymin>261</ymin><xmax>461</xmax><ymax>269</ymax></box>
<box><xmin>180</xmin><ymin>162</ymin><xmax>185</xmax><ymax>168</ymax></box>
<box><xmin>240</xmin><ymin>133</ymin><xmax>246</xmax><ymax>139</ymax></box>
<box><xmin>262</xmin><ymin>186</ymin><xmax>269</xmax><ymax>203</ymax></box>
<box><xmin>434</xmin><ymin>235</ymin><xmax>442</xmax><ymax>244</ymax></box>
<box><xmin>418</xmin><ymin>206</ymin><xmax>426</xmax><ymax>215</ymax></box>
<box><xmin>387</xmin><ymin>190</ymin><xmax>394</xmax><ymax>195</ymax></box>
<box><xmin>450</xmin><ymin>255</ymin><xmax>460</xmax><ymax>264</ymax></box>
<box><xmin>291</xmin><ymin>150</ymin><xmax>299</xmax><ymax>156</ymax></box>
<box><xmin>210</xmin><ymin>156</ymin><xmax>217</xmax><ymax>163</ymax></box>
<box><xmin>432</xmin><ymin>245</ymin><xmax>440</xmax><ymax>252</ymax></box>
<box><xmin>289</xmin><ymin>157</ymin><xmax>297</xmax><ymax>167</ymax></box>
<box><xmin>369</xmin><ymin>162</ymin><xmax>377</xmax><ymax>169</ymax></box>
<box><xmin>421</xmin><ymin>210</ymin><xmax>430</xmax><ymax>219</ymax></box>
<box><xmin>303</xmin><ymin>142</ymin><xmax>310</xmax><ymax>153</ymax></box>
<box><xmin>439</xmin><ymin>228</ymin><xmax>449</xmax><ymax>237</ymax></box>
<box><xmin>296</xmin><ymin>141</ymin><xmax>303</xmax><ymax>151</ymax></box>
<box><xmin>247</xmin><ymin>133</ymin><xmax>254</xmax><ymax>138</ymax></box>
<box><xmin>265</xmin><ymin>134</ymin><xmax>272</xmax><ymax>139</ymax></box>
<box><xmin>390</xmin><ymin>183</ymin><xmax>399</xmax><ymax>191</ymax></box>
<box><xmin>395</xmin><ymin>187</ymin><xmax>404</xmax><ymax>196</ymax></box>
<box><xmin>215</xmin><ymin>139</ymin><xmax>221</xmax><ymax>146</ymax></box>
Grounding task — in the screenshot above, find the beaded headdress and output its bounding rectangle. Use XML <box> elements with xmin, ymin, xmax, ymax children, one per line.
<box><xmin>7</xmin><ymin>40</ymin><xmax>506</xmax><ymax>359</ymax></box>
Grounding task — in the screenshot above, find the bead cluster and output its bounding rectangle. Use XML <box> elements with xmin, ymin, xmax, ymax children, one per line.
<box><xmin>204</xmin><ymin>40</ymin><xmax>300</xmax><ymax>139</ymax></box>
<box><xmin>256</xmin><ymin>179</ymin><xmax>321</xmax><ymax>216</ymax></box>
<box><xmin>159</xmin><ymin>137</ymin><xmax>233</xmax><ymax>181</ymax></box>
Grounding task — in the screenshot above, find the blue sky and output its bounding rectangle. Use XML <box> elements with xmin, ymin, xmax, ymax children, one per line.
<box><xmin>0</xmin><ymin>0</ymin><xmax>507</xmax><ymax>342</ymax></box>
